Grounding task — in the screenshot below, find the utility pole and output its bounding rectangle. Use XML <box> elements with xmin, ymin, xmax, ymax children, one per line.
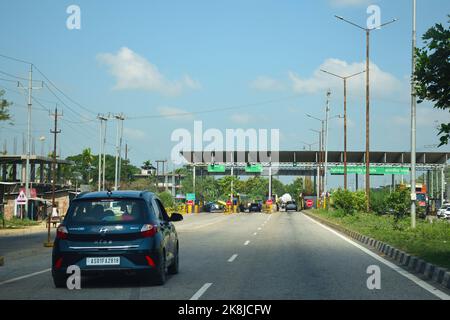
<box><xmin>410</xmin><ymin>0</ymin><xmax>417</xmax><ymax>228</ymax></box>
<box><xmin>102</xmin><ymin>116</ymin><xmax>108</xmax><ymax>191</ymax></box>
<box><xmin>118</xmin><ymin>120</ymin><xmax>124</xmax><ymax>186</ymax></box>
<box><xmin>97</xmin><ymin>114</ymin><xmax>107</xmax><ymax>191</ymax></box>
<box><xmin>114</xmin><ymin>113</ymin><xmax>125</xmax><ymax>190</ymax></box>
<box><xmin>44</xmin><ymin>106</ymin><xmax>62</xmax><ymax>247</ymax></box>
<box><xmin>18</xmin><ymin>64</ymin><xmax>42</xmax><ymax>216</ymax></box>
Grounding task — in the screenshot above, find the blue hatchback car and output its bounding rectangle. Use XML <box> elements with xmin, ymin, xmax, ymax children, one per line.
<box><xmin>52</xmin><ymin>191</ymin><xmax>183</xmax><ymax>287</ymax></box>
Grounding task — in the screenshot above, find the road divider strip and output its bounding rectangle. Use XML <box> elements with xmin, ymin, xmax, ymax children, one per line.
<box><xmin>0</xmin><ymin>268</ymin><xmax>51</xmax><ymax>286</ymax></box>
<box><xmin>190</xmin><ymin>283</ymin><xmax>212</xmax><ymax>300</ymax></box>
<box><xmin>302</xmin><ymin>212</ymin><xmax>450</xmax><ymax>300</ymax></box>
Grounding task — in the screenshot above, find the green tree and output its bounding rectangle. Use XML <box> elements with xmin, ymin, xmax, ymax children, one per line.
<box><xmin>386</xmin><ymin>187</ymin><xmax>410</xmax><ymax>227</ymax></box>
<box><xmin>0</xmin><ymin>90</ymin><xmax>12</xmax><ymax>124</ymax></box>
<box><xmin>415</xmin><ymin>16</ymin><xmax>450</xmax><ymax>146</ymax></box>
<box><xmin>285</xmin><ymin>177</ymin><xmax>304</xmax><ymax>198</ymax></box>
<box><xmin>158</xmin><ymin>191</ymin><xmax>174</xmax><ymax>208</ymax></box>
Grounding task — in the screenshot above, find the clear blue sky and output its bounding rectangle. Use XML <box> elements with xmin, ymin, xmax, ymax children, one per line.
<box><xmin>0</xmin><ymin>0</ymin><xmax>449</xmax><ymax>188</ymax></box>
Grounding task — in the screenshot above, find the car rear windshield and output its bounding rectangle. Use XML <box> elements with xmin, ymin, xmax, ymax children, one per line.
<box><xmin>65</xmin><ymin>198</ymin><xmax>150</xmax><ymax>225</ymax></box>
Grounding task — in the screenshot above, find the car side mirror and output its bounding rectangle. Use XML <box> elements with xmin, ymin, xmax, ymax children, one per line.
<box><xmin>170</xmin><ymin>213</ymin><xmax>184</xmax><ymax>222</ymax></box>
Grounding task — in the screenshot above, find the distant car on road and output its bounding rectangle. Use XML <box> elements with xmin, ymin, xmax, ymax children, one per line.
<box><xmin>438</xmin><ymin>206</ymin><xmax>450</xmax><ymax>220</ymax></box>
<box><xmin>203</xmin><ymin>202</ymin><xmax>224</xmax><ymax>213</ymax></box>
<box><xmin>437</xmin><ymin>203</ymin><xmax>450</xmax><ymax>219</ymax></box>
<box><xmin>285</xmin><ymin>201</ymin><xmax>298</xmax><ymax>212</ymax></box>
<box><xmin>249</xmin><ymin>203</ymin><xmax>262</xmax><ymax>212</ymax></box>
<box><xmin>52</xmin><ymin>191</ymin><xmax>183</xmax><ymax>288</ymax></box>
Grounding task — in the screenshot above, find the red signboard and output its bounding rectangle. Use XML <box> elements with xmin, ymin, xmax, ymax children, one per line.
<box><xmin>19</xmin><ymin>188</ymin><xmax>37</xmax><ymax>198</ymax></box>
<box><xmin>186</xmin><ymin>200</ymin><xmax>194</xmax><ymax>206</ymax></box>
<box><xmin>266</xmin><ymin>199</ymin><xmax>273</xmax><ymax>205</ymax></box>
<box><xmin>306</xmin><ymin>199</ymin><xmax>314</xmax><ymax>208</ymax></box>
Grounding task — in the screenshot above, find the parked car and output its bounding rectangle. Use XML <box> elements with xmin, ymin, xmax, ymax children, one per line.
<box><xmin>285</xmin><ymin>201</ymin><xmax>298</xmax><ymax>212</ymax></box>
<box><xmin>249</xmin><ymin>203</ymin><xmax>262</xmax><ymax>212</ymax></box>
<box><xmin>52</xmin><ymin>191</ymin><xmax>183</xmax><ymax>288</ymax></box>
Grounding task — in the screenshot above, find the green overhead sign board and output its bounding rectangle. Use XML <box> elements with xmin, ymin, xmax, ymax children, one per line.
<box><xmin>330</xmin><ymin>166</ymin><xmax>410</xmax><ymax>175</ymax></box>
<box><xmin>186</xmin><ymin>193</ymin><xmax>196</xmax><ymax>201</ymax></box>
<box><xmin>208</xmin><ymin>164</ymin><xmax>226</xmax><ymax>173</ymax></box>
<box><xmin>245</xmin><ymin>164</ymin><xmax>263</xmax><ymax>173</ymax></box>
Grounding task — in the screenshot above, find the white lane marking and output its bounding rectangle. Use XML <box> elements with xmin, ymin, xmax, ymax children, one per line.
<box><xmin>190</xmin><ymin>283</ymin><xmax>213</xmax><ymax>300</ymax></box>
<box><xmin>0</xmin><ymin>268</ymin><xmax>51</xmax><ymax>286</ymax></box>
<box><xmin>228</xmin><ymin>254</ymin><xmax>238</xmax><ymax>262</ymax></box>
<box><xmin>253</xmin><ymin>232</ymin><xmax>257</xmax><ymax>236</ymax></box>
<box><xmin>302</xmin><ymin>213</ymin><xmax>450</xmax><ymax>300</ymax></box>
<box><xmin>258</xmin><ymin>227</ymin><xmax>262</xmax><ymax>230</ymax></box>
<box><xmin>244</xmin><ymin>240</ymin><xmax>250</xmax><ymax>246</ymax></box>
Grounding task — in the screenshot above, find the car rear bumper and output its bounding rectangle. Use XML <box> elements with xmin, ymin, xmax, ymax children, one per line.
<box><xmin>52</xmin><ymin>249</ymin><xmax>161</xmax><ymax>277</ymax></box>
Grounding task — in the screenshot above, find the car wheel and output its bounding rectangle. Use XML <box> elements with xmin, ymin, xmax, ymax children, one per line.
<box><xmin>153</xmin><ymin>250</ymin><xmax>167</xmax><ymax>286</ymax></box>
<box><xmin>53</xmin><ymin>275</ymin><xmax>67</xmax><ymax>288</ymax></box>
<box><xmin>168</xmin><ymin>243</ymin><xmax>179</xmax><ymax>275</ymax></box>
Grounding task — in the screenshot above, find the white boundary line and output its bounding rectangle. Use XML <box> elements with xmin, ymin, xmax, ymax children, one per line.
<box><xmin>0</xmin><ymin>268</ymin><xmax>51</xmax><ymax>286</ymax></box>
<box><xmin>228</xmin><ymin>254</ymin><xmax>238</xmax><ymax>262</ymax></box>
<box><xmin>190</xmin><ymin>283</ymin><xmax>213</xmax><ymax>300</ymax></box>
<box><xmin>302</xmin><ymin>213</ymin><xmax>450</xmax><ymax>300</ymax></box>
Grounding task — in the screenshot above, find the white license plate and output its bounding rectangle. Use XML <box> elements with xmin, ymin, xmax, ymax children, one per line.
<box><xmin>86</xmin><ymin>257</ymin><xmax>120</xmax><ymax>266</ymax></box>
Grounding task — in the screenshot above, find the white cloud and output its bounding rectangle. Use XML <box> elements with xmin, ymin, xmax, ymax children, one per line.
<box><xmin>157</xmin><ymin>106</ymin><xmax>194</xmax><ymax>120</ymax></box>
<box><xmin>391</xmin><ymin>105</ymin><xmax>443</xmax><ymax>128</ymax></box>
<box><xmin>288</xmin><ymin>58</ymin><xmax>404</xmax><ymax>100</ymax></box>
<box><xmin>97</xmin><ymin>47</ymin><xmax>201</xmax><ymax>96</ymax></box>
<box><xmin>250</xmin><ymin>76</ymin><xmax>285</xmax><ymax>91</ymax></box>
<box><xmin>329</xmin><ymin>0</ymin><xmax>370</xmax><ymax>7</ymax></box>
<box><xmin>123</xmin><ymin>127</ymin><xmax>146</xmax><ymax>141</ymax></box>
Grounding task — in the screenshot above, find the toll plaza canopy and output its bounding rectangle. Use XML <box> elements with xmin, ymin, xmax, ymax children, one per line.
<box><xmin>181</xmin><ymin>151</ymin><xmax>449</xmax><ymax>176</ymax></box>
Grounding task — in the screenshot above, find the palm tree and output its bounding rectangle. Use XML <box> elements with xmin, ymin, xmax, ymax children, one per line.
<box><xmin>81</xmin><ymin>148</ymin><xmax>94</xmax><ymax>183</ymax></box>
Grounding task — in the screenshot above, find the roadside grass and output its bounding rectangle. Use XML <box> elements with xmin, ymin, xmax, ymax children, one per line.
<box><xmin>311</xmin><ymin>209</ymin><xmax>450</xmax><ymax>270</ymax></box>
<box><xmin>0</xmin><ymin>217</ymin><xmax>41</xmax><ymax>230</ymax></box>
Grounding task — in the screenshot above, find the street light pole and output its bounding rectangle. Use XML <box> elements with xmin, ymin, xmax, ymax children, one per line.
<box><xmin>307</xmin><ymin>112</ymin><xmax>343</xmax><ymax>201</ymax></box>
<box><xmin>310</xmin><ymin>129</ymin><xmax>322</xmax><ymax>207</ymax></box>
<box><xmin>365</xmin><ymin>28</ymin><xmax>370</xmax><ymax>212</ymax></box>
<box><xmin>335</xmin><ymin>15</ymin><xmax>397</xmax><ymax>212</ymax></box>
<box><xmin>410</xmin><ymin>0</ymin><xmax>417</xmax><ymax>228</ymax></box>
<box><xmin>324</xmin><ymin>90</ymin><xmax>331</xmax><ymax>204</ymax></box>
<box><xmin>320</xmin><ymin>69</ymin><xmax>365</xmax><ymax>190</ymax></box>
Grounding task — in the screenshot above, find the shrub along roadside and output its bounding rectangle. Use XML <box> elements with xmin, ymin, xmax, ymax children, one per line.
<box><xmin>311</xmin><ymin>209</ymin><xmax>450</xmax><ymax>270</ymax></box>
<box><xmin>0</xmin><ymin>217</ymin><xmax>40</xmax><ymax>230</ymax></box>
<box><xmin>331</xmin><ymin>189</ymin><xmax>367</xmax><ymax>214</ymax></box>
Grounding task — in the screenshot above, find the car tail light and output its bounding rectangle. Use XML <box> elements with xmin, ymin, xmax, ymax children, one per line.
<box><xmin>140</xmin><ymin>224</ymin><xmax>158</xmax><ymax>238</ymax></box>
<box><xmin>145</xmin><ymin>255</ymin><xmax>156</xmax><ymax>267</ymax></box>
<box><xmin>54</xmin><ymin>257</ymin><xmax>63</xmax><ymax>269</ymax></box>
<box><xmin>56</xmin><ymin>225</ymin><xmax>68</xmax><ymax>240</ymax></box>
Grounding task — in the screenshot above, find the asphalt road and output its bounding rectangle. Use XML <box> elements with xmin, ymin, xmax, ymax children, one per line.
<box><xmin>0</xmin><ymin>211</ymin><xmax>448</xmax><ymax>300</ymax></box>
